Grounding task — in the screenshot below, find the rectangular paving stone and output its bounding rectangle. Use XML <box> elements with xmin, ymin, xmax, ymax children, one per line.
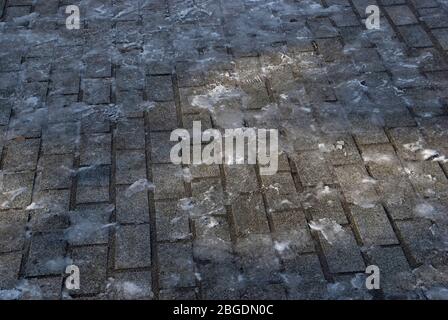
<box><xmin>115</xmin><ymin>118</ymin><xmax>146</xmax><ymax>150</ymax></box>
<box><xmin>70</xmin><ymin>246</ymin><xmax>108</xmax><ymax>296</ymax></box>
<box><xmin>0</xmin><ymin>210</ymin><xmax>28</xmax><ymax>253</ymax></box>
<box><xmin>115</xmin><ymin>224</ymin><xmax>151</xmax><ymax>269</ymax></box>
<box><xmin>116</xmin><ymin>66</ymin><xmax>145</xmax><ymax>91</ymax></box>
<box><xmin>67</xmin><ymin>205</ymin><xmax>112</xmax><ymax>246</ymax></box>
<box><xmin>84</xmin><ymin>54</ymin><xmax>112</xmax><ymax>78</ymax></box>
<box><xmin>399</xmin><ymin>25</ymin><xmax>433</xmax><ymax>48</ymax></box>
<box><xmin>385</xmin><ymin>5</ymin><xmax>418</xmax><ymax>25</ymax></box>
<box><xmin>198</xmin><ymin>261</ymin><xmax>240</xmax><ymax>299</ymax></box>
<box><xmin>116</xmin><ymin>150</ymin><xmax>146</xmax><ymax>185</ymax></box>
<box><xmin>271</xmin><ymin>209</ymin><xmax>314</xmax><ymax>254</ymax></box>
<box><xmin>283</xmin><ymin>253</ymin><xmax>327</xmax><ymax>299</ymax></box>
<box><xmin>350</xmin><ymin>204</ymin><xmax>398</xmax><ymax>246</ymax></box>
<box><xmin>432</xmin><ymin>28</ymin><xmax>448</xmax><ymax>50</ymax></box>
<box><xmin>4</xmin><ymin>138</ymin><xmax>40</xmax><ymax>171</ymax></box>
<box><xmin>104</xmin><ymin>271</ymin><xmax>153</xmax><ymax>300</ymax></box>
<box><xmin>42</xmin><ymin>122</ymin><xmax>80</xmax><ymax>155</ymax></box>
<box><xmin>155</xmin><ymin>200</ymin><xmax>191</xmax><ymax>241</ymax></box>
<box><xmin>147</xmin><ymin>102</ymin><xmax>178</xmax><ymax>131</ymax></box>
<box><xmin>39</xmin><ymin>154</ymin><xmax>73</xmax><ymax>190</ymax></box>
<box><xmin>116</xmin><ymin>185</ymin><xmax>150</xmax><ymax>224</ymax></box>
<box><xmin>319</xmin><ymin>226</ymin><xmax>365</xmax><ymax>274</ymax></box>
<box><xmin>333</xmin><ymin>165</ymin><xmax>379</xmax><ymax>207</ymax></box>
<box><xmin>152</xmin><ymin>164</ymin><xmax>185</xmax><ymax>200</ymax></box>
<box><xmin>191</xmin><ymin>178</ymin><xmax>226</xmax><ymax>216</ymax></box>
<box><xmin>403</xmin><ymin>161</ymin><xmax>448</xmax><ymax>198</ymax></box>
<box><xmin>0</xmin><ymin>99</ymin><xmax>12</xmax><ymax>125</ymax></box>
<box><xmin>25</xmin><ymin>232</ymin><xmax>66</xmax><ymax>277</ymax></box>
<box><xmin>0</xmin><ymin>252</ymin><xmax>22</xmax><ymax>290</ymax></box>
<box><xmin>320</xmin><ymin>134</ymin><xmax>362</xmax><ymax>166</ymax></box>
<box><xmin>146</xmin><ymin>75</ymin><xmax>174</xmax><ymax>101</ymax></box>
<box><xmin>396</xmin><ymin>219</ymin><xmax>434</xmax><ymax>264</ymax></box>
<box><xmin>116</xmin><ymin>90</ymin><xmax>145</xmax><ymax>117</ymax></box>
<box><xmin>389</xmin><ymin>127</ymin><xmax>427</xmax><ymax>161</ymax></box>
<box><xmin>261</xmin><ymin>172</ymin><xmax>301</xmax><ymax>212</ymax></box>
<box><xmin>302</xmin><ymin>187</ymin><xmax>348</xmax><ymax>225</ymax></box>
<box><xmin>80</xmin><ymin>133</ymin><xmax>111</xmax><ymax>166</ymax></box>
<box><xmin>377</xmin><ymin>179</ymin><xmax>417</xmax><ymax>220</ymax></box>
<box><xmin>224</xmin><ymin>165</ymin><xmax>259</xmax><ymax>194</ymax></box>
<box><xmin>360</xmin><ymin>144</ymin><xmax>403</xmax><ymax>180</ymax></box>
<box><xmin>367</xmin><ymin>246</ymin><xmax>416</xmax><ymax>298</ymax></box>
<box><xmin>231</xmin><ymin>193</ymin><xmax>270</xmax><ymax>236</ymax></box>
<box><xmin>76</xmin><ymin>165</ymin><xmax>110</xmax><ymax>203</ymax></box>
<box><xmin>236</xmin><ymin>234</ymin><xmax>281</xmax><ymax>282</ymax></box>
<box><xmin>0</xmin><ymin>171</ymin><xmax>34</xmax><ymax>209</ymax></box>
<box><xmin>193</xmin><ymin>215</ymin><xmax>232</xmax><ymax>261</ymax></box>
<box><xmin>293</xmin><ymin>151</ymin><xmax>335</xmax><ymax>187</ymax></box>
<box><xmin>51</xmin><ymin>71</ymin><xmax>80</xmax><ymax>95</ymax></box>
<box><xmin>81</xmin><ymin>107</ymin><xmax>111</xmax><ymax>134</ymax></box>
<box><xmin>158</xmin><ymin>242</ymin><xmax>196</xmax><ymax>289</ymax></box>
<box><xmin>82</xmin><ymin>79</ymin><xmax>111</xmax><ymax>105</ymax></box>
<box><xmin>150</xmin><ymin>131</ymin><xmax>177</xmax><ymax>163</ymax></box>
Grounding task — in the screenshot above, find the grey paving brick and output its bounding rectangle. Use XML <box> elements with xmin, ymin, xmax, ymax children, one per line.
<box><xmin>403</xmin><ymin>161</ymin><xmax>448</xmax><ymax>198</ymax></box>
<box><xmin>103</xmin><ymin>271</ymin><xmax>153</xmax><ymax>300</ymax></box>
<box><xmin>377</xmin><ymin>179</ymin><xmax>417</xmax><ymax>220</ymax></box>
<box><xmin>76</xmin><ymin>165</ymin><xmax>110</xmax><ymax>203</ymax></box>
<box><xmin>155</xmin><ymin>200</ymin><xmax>191</xmax><ymax>241</ymax></box>
<box><xmin>42</xmin><ymin>122</ymin><xmax>80</xmax><ymax>155</ymax></box>
<box><xmin>115</xmin><ymin>118</ymin><xmax>145</xmax><ymax>150</ymax></box>
<box><xmin>116</xmin><ymin>150</ymin><xmax>146</xmax><ymax>185</ymax></box>
<box><xmin>116</xmin><ymin>185</ymin><xmax>150</xmax><ymax>224</ymax></box>
<box><xmin>367</xmin><ymin>246</ymin><xmax>417</xmax><ymax>298</ymax></box>
<box><xmin>271</xmin><ymin>209</ymin><xmax>314</xmax><ymax>254</ymax></box>
<box><xmin>385</xmin><ymin>5</ymin><xmax>418</xmax><ymax>25</ymax></box>
<box><xmin>115</xmin><ymin>224</ymin><xmax>151</xmax><ymax>269</ymax></box>
<box><xmin>158</xmin><ymin>242</ymin><xmax>196</xmax><ymax>289</ymax></box>
<box><xmin>293</xmin><ymin>151</ymin><xmax>335</xmax><ymax>187</ymax></box>
<box><xmin>360</xmin><ymin>144</ymin><xmax>404</xmax><ymax>180</ymax></box>
<box><xmin>39</xmin><ymin>154</ymin><xmax>73</xmax><ymax>190</ymax></box>
<box><xmin>350</xmin><ymin>204</ymin><xmax>398</xmax><ymax>245</ymax></box>
<box><xmin>70</xmin><ymin>246</ymin><xmax>108</xmax><ymax>296</ymax></box>
<box><xmin>25</xmin><ymin>232</ymin><xmax>66</xmax><ymax>277</ymax></box>
<box><xmin>82</xmin><ymin>79</ymin><xmax>111</xmax><ymax>105</ymax></box>
<box><xmin>193</xmin><ymin>215</ymin><xmax>232</xmax><ymax>262</ymax></box>
<box><xmin>231</xmin><ymin>193</ymin><xmax>270</xmax><ymax>236</ymax></box>
<box><xmin>80</xmin><ymin>133</ymin><xmax>111</xmax><ymax>166</ymax></box>
<box><xmin>147</xmin><ymin>102</ymin><xmax>178</xmax><ymax>131</ymax></box>
<box><xmin>0</xmin><ymin>210</ymin><xmax>28</xmax><ymax>253</ymax></box>
<box><xmin>191</xmin><ymin>178</ymin><xmax>226</xmax><ymax>216</ymax></box>
<box><xmin>146</xmin><ymin>75</ymin><xmax>174</xmax><ymax>102</ymax></box>
<box><xmin>432</xmin><ymin>28</ymin><xmax>448</xmax><ymax>50</ymax></box>
<box><xmin>4</xmin><ymin>138</ymin><xmax>40</xmax><ymax>171</ymax></box>
<box><xmin>67</xmin><ymin>205</ymin><xmax>112</xmax><ymax>246</ymax></box>
<box><xmin>150</xmin><ymin>131</ymin><xmax>177</xmax><ymax>163</ymax></box>
<box><xmin>284</xmin><ymin>253</ymin><xmax>328</xmax><ymax>299</ymax></box>
<box><xmin>319</xmin><ymin>226</ymin><xmax>365</xmax><ymax>274</ymax></box>
<box><xmin>0</xmin><ymin>171</ymin><xmax>34</xmax><ymax>209</ymax></box>
<box><xmin>152</xmin><ymin>164</ymin><xmax>185</xmax><ymax>200</ymax></box>
<box><xmin>399</xmin><ymin>25</ymin><xmax>433</xmax><ymax>48</ymax></box>
<box><xmin>236</xmin><ymin>234</ymin><xmax>281</xmax><ymax>282</ymax></box>
<box><xmin>224</xmin><ymin>165</ymin><xmax>259</xmax><ymax>194</ymax></box>
<box><xmin>84</xmin><ymin>54</ymin><xmax>112</xmax><ymax>78</ymax></box>
<box><xmin>0</xmin><ymin>252</ymin><xmax>22</xmax><ymax>289</ymax></box>
<box><xmin>302</xmin><ymin>187</ymin><xmax>348</xmax><ymax>225</ymax></box>
<box><xmin>334</xmin><ymin>165</ymin><xmax>379</xmax><ymax>208</ymax></box>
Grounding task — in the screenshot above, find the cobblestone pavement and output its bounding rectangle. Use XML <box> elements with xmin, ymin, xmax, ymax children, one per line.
<box><xmin>0</xmin><ymin>0</ymin><xmax>448</xmax><ymax>300</ymax></box>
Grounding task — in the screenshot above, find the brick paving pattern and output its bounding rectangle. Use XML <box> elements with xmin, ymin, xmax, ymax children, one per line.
<box><xmin>0</xmin><ymin>0</ymin><xmax>447</xmax><ymax>299</ymax></box>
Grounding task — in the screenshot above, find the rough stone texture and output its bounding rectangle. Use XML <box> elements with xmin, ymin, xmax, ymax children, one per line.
<box><xmin>0</xmin><ymin>0</ymin><xmax>447</xmax><ymax>300</ymax></box>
